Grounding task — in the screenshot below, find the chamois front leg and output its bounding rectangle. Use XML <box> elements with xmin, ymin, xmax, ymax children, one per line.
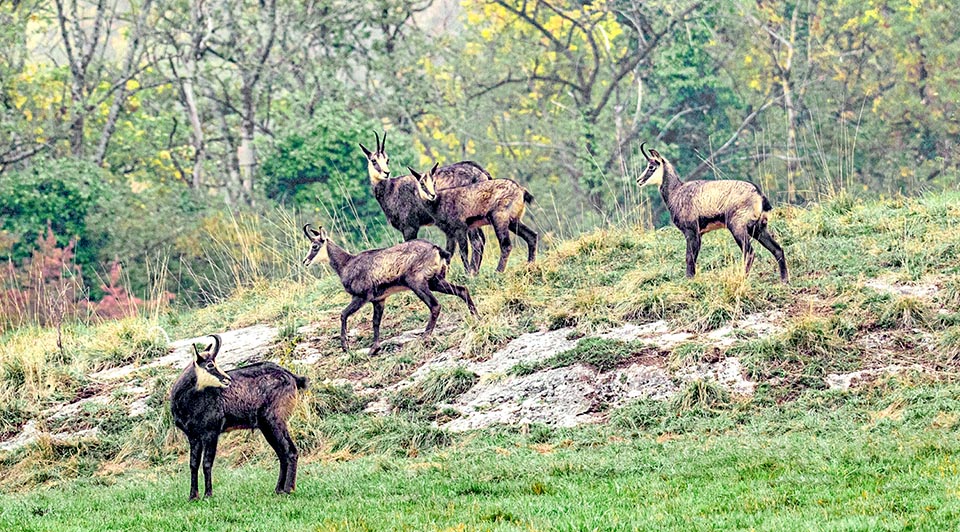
<box><xmin>401</xmin><ymin>226</ymin><xmax>420</xmax><ymax>242</ymax></box>
<box><xmin>683</xmin><ymin>230</ymin><xmax>701</xmax><ymax>278</ymax></box>
<box><xmin>340</xmin><ymin>296</ymin><xmax>367</xmax><ymax>352</ymax></box>
<box><xmin>188</xmin><ymin>437</ymin><xmax>202</xmax><ymax>501</ymax></box>
<box><xmin>201</xmin><ymin>433</ymin><xmax>220</xmax><ymax>498</ymax></box>
<box><xmin>493</xmin><ymin>222</ymin><xmax>513</xmax><ymax>272</ymax></box>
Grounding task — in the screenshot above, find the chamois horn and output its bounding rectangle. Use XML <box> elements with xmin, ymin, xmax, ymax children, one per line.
<box><xmin>208</xmin><ymin>334</ymin><xmax>222</xmax><ymax>359</ymax></box>
<box><xmin>640</xmin><ymin>142</ymin><xmax>651</xmax><ymax>161</ymax></box>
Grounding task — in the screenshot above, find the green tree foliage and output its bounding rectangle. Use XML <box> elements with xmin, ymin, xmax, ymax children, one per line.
<box><xmin>259</xmin><ymin>105</ymin><xmax>417</xmax><ymax>244</ymax></box>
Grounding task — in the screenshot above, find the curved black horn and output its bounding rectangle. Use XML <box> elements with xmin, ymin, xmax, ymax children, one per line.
<box><xmin>303</xmin><ymin>223</ymin><xmax>314</xmax><ymax>239</ymax></box>
<box><xmin>381</xmin><ymin>130</ymin><xmax>387</xmax><ymax>151</ymax></box>
<box><xmin>640</xmin><ymin>142</ymin><xmax>651</xmax><ymax>161</ymax></box>
<box><xmin>374</xmin><ymin>131</ymin><xmax>382</xmax><ymax>153</ymax></box>
<box><xmin>208</xmin><ymin>334</ymin><xmax>222</xmax><ymax>358</ymax></box>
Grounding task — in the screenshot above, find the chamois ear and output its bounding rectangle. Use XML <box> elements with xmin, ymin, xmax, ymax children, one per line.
<box><xmin>318</xmin><ymin>226</ymin><xmax>328</xmax><ymax>240</ymax></box>
<box><xmin>358</xmin><ymin>143</ymin><xmax>372</xmax><ymax>158</ymax></box>
<box><xmin>408</xmin><ymin>166</ymin><xmax>422</xmax><ymax>180</ymax></box>
<box><xmin>649</xmin><ymin>149</ymin><xmax>662</xmax><ymax>160</ymax></box>
<box><xmin>193</xmin><ymin>343</ymin><xmax>204</xmax><ymax>364</ymax></box>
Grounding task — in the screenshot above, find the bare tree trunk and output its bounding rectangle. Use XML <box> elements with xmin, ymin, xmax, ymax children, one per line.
<box><xmin>238</xmin><ymin>81</ymin><xmax>256</xmax><ymax>206</ymax></box>
<box><xmin>183</xmin><ymin>71</ymin><xmax>205</xmax><ymax>189</ymax></box>
<box><xmin>781</xmin><ymin>5</ymin><xmax>800</xmax><ymax>204</ymax></box>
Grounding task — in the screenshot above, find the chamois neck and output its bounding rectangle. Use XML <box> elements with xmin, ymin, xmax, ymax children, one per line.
<box><xmin>658</xmin><ymin>158</ymin><xmax>683</xmax><ymax>203</ymax></box>
<box><xmin>324</xmin><ymin>240</ymin><xmax>354</xmax><ymax>277</ymax></box>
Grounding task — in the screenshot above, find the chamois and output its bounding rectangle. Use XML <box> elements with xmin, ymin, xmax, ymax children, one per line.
<box><xmin>302</xmin><ymin>223</ymin><xmax>478</xmax><ymax>354</ymax></box>
<box><xmin>169</xmin><ymin>334</ymin><xmax>308</xmax><ymax>501</ymax></box>
<box><xmin>359</xmin><ymin>131</ymin><xmax>491</xmax><ymax>272</ymax></box>
<box><xmin>636</xmin><ymin>143</ymin><xmax>789</xmax><ymax>282</ymax></box>
<box><xmin>409</xmin><ymin>163</ymin><xmax>538</xmax><ymax>274</ymax></box>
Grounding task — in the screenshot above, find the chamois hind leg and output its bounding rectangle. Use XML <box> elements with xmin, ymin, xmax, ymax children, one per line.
<box><xmin>408</xmin><ymin>280</ymin><xmax>441</xmax><ymax>337</ymax></box>
<box><xmin>753</xmin><ymin>225</ymin><xmax>789</xmax><ymax>283</ymax></box>
<box><xmin>340</xmin><ymin>296</ymin><xmax>367</xmax><ymax>352</ymax></box>
<box><xmin>468</xmin><ymin>228</ymin><xmax>486</xmax><ymax>273</ymax></box>
<box><xmin>682</xmin><ymin>229</ymin><xmax>702</xmax><ymax>278</ymax></box>
<box><xmin>492</xmin><ymin>221</ymin><xmax>513</xmax><ymax>273</ymax></box>
<box><xmin>510</xmin><ymin>220</ymin><xmax>538</xmax><ymax>263</ymax></box>
<box><xmin>370</xmin><ymin>300</ymin><xmax>385</xmax><ymax>355</ymax></box>
<box><xmin>200</xmin><ymin>433</ymin><xmax>220</xmax><ymax>498</ymax></box>
<box><xmin>188</xmin><ymin>437</ymin><xmax>202</xmax><ymax>501</ymax></box>
<box><xmin>258</xmin><ymin>417</ymin><xmax>289</xmax><ymax>493</ymax></box>
<box><xmin>429</xmin><ymin>278</ymin><xmax>478</xmax><ymax>316</ymax></box>
<box><xmin>728</xmin><ymin>224</ymin><xmax>755</xmax><ymax>275</ymax></box>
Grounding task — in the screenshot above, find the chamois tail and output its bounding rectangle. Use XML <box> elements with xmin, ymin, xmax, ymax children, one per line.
<box><xmin>295</xmin><ymin>375</ymin><xmax>309</xmax><ymax>390</ymax></box>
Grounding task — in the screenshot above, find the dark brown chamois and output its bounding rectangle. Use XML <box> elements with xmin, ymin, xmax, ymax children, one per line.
<box><xmin>169</xmin><ymin>334</ymin><xmax>308</xmax><ymax>501</ymax></box>
<box><xmin>302</xmin><ymin>223</ymin><xmax>478</xmax><ymax>354</ymax></box>
<box><xmin>410</xmin><ymin>163</ymin><xmax>537</xmax><ymax>274</ymax></box>
<box><xmin>636</xmin><ymin>143</ymin><xmax>789</xmax><ymax>282</ymax></box>
<box><xmin>359</xmin><ymin>131</ymin><xmax>491</xmax><ymax>272</ymax></box>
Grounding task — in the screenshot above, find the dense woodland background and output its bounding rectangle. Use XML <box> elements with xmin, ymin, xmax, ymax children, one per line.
<box><xmin>1</xmin><ymin>0</ymin><xmax>958</xmax><ymax>329</ymax></box>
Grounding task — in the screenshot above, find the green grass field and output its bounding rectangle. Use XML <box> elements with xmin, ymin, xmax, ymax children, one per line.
<box><xmin>3</xmin><ymin>383</ymin><xmax>960</xmax><ymax>531</ymax></box>
<box><xmin>2</xmin><ymin>191</ymin><xmax>960</xmax><ymax>530</ymax></box>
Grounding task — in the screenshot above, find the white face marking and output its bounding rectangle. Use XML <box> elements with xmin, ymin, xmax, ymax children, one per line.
<box><xmin>367</xmin><ymin>154</ymin><xmax>390</xmax><ymax>185</ymax></box>
<box><xmin>194</xmin><ymin>361</ymin><xmax>228</xmax><ymax>390</ymax></box>
<box><xmin>417</xmin><ymin>174</ymin><xmax>437</xmax><ymax>201</ymax></box>
<box><xmin>645</xmin><ymin>164</ymin><xmax>664</xmax><ymax>186</ymax></box>
<box><xmin>305</xmin><ymin>240</ymin><xmax>329</xmax><ymax>267</ymax></box>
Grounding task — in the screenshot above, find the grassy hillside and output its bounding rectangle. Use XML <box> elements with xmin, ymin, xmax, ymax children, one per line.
<box><xmin>1</xmin><ymin>191</ymin><xmax>959</xmax><ymax>530</ymax></box>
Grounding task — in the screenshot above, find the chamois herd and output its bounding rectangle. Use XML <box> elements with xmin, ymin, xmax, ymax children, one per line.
<box><xmin>170</xmin><ymin>135</ymin><xmax>789</xmax><ymax>500</ymax></box>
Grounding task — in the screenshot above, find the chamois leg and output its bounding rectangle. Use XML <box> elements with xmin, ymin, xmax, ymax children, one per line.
<box><xmin>340</xmin><ymin>296</ymin><xmax>367</xmax><ymax>352</ymax></box>
<box><xmin>454</xmin><ymin>230</ymin><xmax>473</xmax><ymax>275</ymax></box>
<box><xmin>683</xmin><ymin>230</ymin><xmax>701</xmax><ymax>278</ymax></box>
<box><xmin>201</xmin><ymin>433</ymin><xmax>220</xmax><ymax>498</ymax></box>
<box><xmin>258</xmin><ymin>417</ymin><xmax>289</xmax><ymax>493</ymax></box>
<box><xmin>370</xmin><ymin>300</ymin><xmax>385</xmax><ymax>355</ymax></box>
<box><xmin>409</xmin><ymin>281</ymin><xmax>441</xmax><ymax>337</ymax></box>
<box><xmin>429</xmin><ymin>278</ymin><xmax>478</xmax><ymax>316</ymax></box>
<box><xmin>728</xmin><ymin>226</ymin><xmax>755</xmax><ymax>275</ymax></box>
<box><xmin>468</xmin><ymin>228</ymin><xmax>486</xmax><ymax>273</ymax></box>
<box><xmin>511</xmin><ymin>220</ymin><xmax>538</xmax><ymax>263</ymax></box>
<box><xmin>754</xmin><ymin>227</ymin><xmax>789</xmax><ymax>283</ymax></box>
<box><xmin>188</xmin><ymin>437</ymin><xmax>202</xmax><ymax>501</ymax></box>
<box><xmin>493</xmin><ymin>222</ymin><xmax>513</xmax><ymax>273</ymax></box>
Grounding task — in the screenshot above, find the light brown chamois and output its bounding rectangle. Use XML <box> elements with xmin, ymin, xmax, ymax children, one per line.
<box><xmin>636</xmin><ymin>143</ymin><xmax>788</xmax><ymax>282</ymax></box>
<box><xmin>302</xmin><ymin>223</ymin><xmax>478</xmax><ymax>354</ymax></box>
<box><xmin>409</xmin><ymin>163</ymin><xmax>538</xmax><ymax>274</ymax></box>
<box><xmin>359</xmin><ymin>131</ymin><xmax>491</xmax><ymax>272</ymax></box>
<box><xmin>170</xmin><ymin>335</ymin><xmax>308</xmax><ymax>501</ymax></box>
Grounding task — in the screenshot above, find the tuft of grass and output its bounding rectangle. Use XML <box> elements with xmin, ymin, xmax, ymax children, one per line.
<box><xmin>392</xmin><ymin>366</ymin><xmax>479</xmax><ymax>411</ymax></box>
<box><xmin>672</xmin><ymin>379</ymin><xmax>732</xmax><ymax>413</ymax></box>
<box><xmin>310</xmin><ymin>383</ymin><xmax>366</xmax><ymax>417</ymax></box>
<box><xmin>514</xmin><ymin>337</ymin><xmax>651</xmax><ymax>375</ymax></box>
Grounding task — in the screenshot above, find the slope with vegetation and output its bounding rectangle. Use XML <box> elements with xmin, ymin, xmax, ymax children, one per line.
<box><xmin>1</xmin><ymin>191</ymin><xmax>959</xmax><ymax>530</ymax></box>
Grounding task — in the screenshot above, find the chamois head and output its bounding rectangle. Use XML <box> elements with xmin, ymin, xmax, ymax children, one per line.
<box><xmin>193</xmin><ymin>334</ymin><xmax>231</xmax><ymax>389</ymax></box>
<box><xmin>408</xmin><ymin>162</ymin><xmax>440</xmax><ymax>202</ymax></box>
<box><xmin>359</xmin><ymin>131</ymin><xmax>390</xmax><ymax>186</ymax></box>
<box><xmin>636</xmin><ymin>143</ymin><xmax>666</xmax><ymax>187</ymax></box>
<box><xmin>302</xmin><ymin>223</ymin><xmax>330</xmax><ymax>267</ymax></box>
